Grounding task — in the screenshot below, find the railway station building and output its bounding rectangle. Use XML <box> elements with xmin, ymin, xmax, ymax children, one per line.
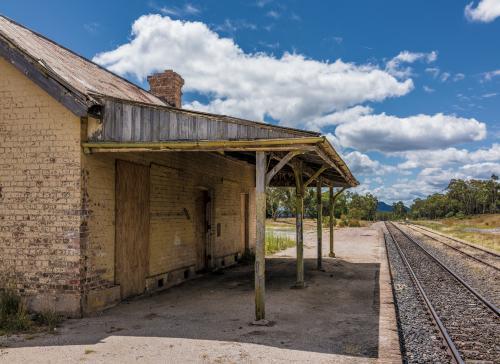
<box><xmin>0</xmin><ymin>16</ymin><xmax>357</xmax><ymax>319</ymax></box>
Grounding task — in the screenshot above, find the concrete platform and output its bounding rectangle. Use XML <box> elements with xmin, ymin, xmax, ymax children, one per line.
<box><xmin>0</xmin><ymin>224</ymin><xmax>401</xmax><ymax>363</ymax></box>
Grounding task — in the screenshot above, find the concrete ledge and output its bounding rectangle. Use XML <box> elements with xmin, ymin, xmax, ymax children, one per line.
<box><xmin>146</xmin><ymin>265</ymin><xmax>197</xmax><ymax>293</ymax></box>
<box><xmin>83</xmin><ymin>285</ymin><xmax>121</xmax><ymax>315</ymax></box>
<box><xmin>27</xmin><ymin>292</ymin><xmax>82</xmax><ymax>318</ymax></box>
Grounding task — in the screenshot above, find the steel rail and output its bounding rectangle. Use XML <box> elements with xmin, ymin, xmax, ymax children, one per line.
<box><xmin>389</xmin><ymin>222</ymin><xmax>500</xmax><ymax>316</ymax></box>
<box><xmin>405</xmin><ymin>223</ymin><xmax>499</xmax><ymax>271</ymax></box>
<box><xmin>409</xmin><ymin>223</ymin><xmax>500</xmax><ymax>258</ymax></box>
<box><xmin>384</xmin><ymin>222</ymin><xmax>463</xmax><ymax>364</ymax></box>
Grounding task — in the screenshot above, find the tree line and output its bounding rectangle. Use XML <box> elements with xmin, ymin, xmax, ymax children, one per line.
<box><xmin>409</xmin><ymin>175</ymin><xmax>499</xmax><ymax>219</ymax></box>
<box><xmin>266</xmin><ymin>188</ymin><xmax>378</xmax><ymax>225</ymax></box>
<box><xmin>266</xmin><ymin>175</ymin><xmax>499</xmax><ymax>223</ymax></box>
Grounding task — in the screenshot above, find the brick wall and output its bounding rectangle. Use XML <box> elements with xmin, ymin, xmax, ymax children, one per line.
<box><xmin>0</xmin><ymin>56</ymin><xmax>257</xmax><ymax>315</ymax></box>
<box><xmin>82</xmin><ymin>151</ymin><xmax>256</xmax><ymax>298</ymax></box>
<box><xmin>0</xmin><ymin>58</ymin><xmax>83</xmax><ymax>316</ymax></box>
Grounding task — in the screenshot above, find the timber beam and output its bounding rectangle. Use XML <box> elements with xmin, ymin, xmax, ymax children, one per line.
<box><xmin>304</xmin><ymin>165</ymin><xmax>328</xmax><ymax>188</ymax></box>
<box><xmin>291</xmin><ymin>160</ymin><xmax>306</xmax><ymax>288</ymax></box>
<box><xmin>265</xmin><ymin>150</ymin><xmax>304</xmax><ymax>186</ymax></box>
<box><xmin>254</xmin><ymin>152</ymin><xmax>267</xmax><ymax>322</ymax></box>
<box><xmin>328</xmin><ymin>186</ymin><xmax>347</xmax><ymax>258</ymax></box>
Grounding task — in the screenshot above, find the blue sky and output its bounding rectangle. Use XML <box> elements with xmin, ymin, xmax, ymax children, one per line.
<box><xmin>1</xmin><ymin>0</ymin><xmax>499</xmax><ymax>204</ymax></box>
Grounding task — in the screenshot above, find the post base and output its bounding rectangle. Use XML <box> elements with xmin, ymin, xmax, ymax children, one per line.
<box><xmin>291</xmin><ymin>282</ymin><xmax>307</xmax><ymax>289</ymax></box>
<box><xmin>251</xmin><ymin>319</ymin><xmax>270</xmax><ymax>326</ymax></box>
<box><xmin>329</xmin><ymin>252</ymin><xmax>336</xmax><ymax>258</ymax></box>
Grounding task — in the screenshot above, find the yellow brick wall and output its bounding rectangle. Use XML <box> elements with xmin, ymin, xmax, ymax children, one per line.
<box><xmin>0</xmin><ymin>56</ymin><xmax>257</xmax><ymax>314</ymax></box>
<box><xmin>0</xmin><ymin>58</ymin><xmax>82</xmax><ymax>315</ymax></box>
<box><xmin>82</xmin><ymin>151</ymin><xmax>256</xmax><ymax>287</ymax></box>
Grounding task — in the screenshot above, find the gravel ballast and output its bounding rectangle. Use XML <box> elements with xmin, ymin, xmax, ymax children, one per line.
<box><xmin>382</xmin><ymin>225</ymin><xmax>451</xmax><ymax>363</ymax></box>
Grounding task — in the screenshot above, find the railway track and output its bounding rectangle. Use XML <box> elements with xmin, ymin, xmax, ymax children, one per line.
<box><xmin>406</xmin><ymin>223</ymin><xmax>499</xmax><ymax>271</ymax></box>
<box><xmin>385</xmin><ymin>221</ymin><xmax>500</xmax><ymax>363</ymax></box>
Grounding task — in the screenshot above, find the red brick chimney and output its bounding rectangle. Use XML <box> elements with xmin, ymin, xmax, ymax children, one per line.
<box><xmin>147</xmin><ymin>70</ymin><xmax>184</xmax><ymax>108</ymax></box>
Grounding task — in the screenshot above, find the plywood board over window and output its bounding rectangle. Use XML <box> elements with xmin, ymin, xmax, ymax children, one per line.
<box><xmin>115</xmin><ymin>160</ymin><xmax>150</xmax><ymax>299</ymax></box>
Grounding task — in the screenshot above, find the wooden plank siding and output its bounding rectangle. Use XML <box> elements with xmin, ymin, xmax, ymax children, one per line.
<box><xmin>92</xmin><ymin>99</ymin><xmax>315</xmax><ymax>143</ymax></box>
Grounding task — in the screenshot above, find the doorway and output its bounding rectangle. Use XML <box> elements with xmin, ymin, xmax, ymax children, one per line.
<box><xmin>241</xmin><ymin>193</ymin><xmax>250</xmax><ymax>253</ymax></box>
<box><xmin>115</xmin><ymin>160</ymin><xmax>150</xmax><ymax>299</ymax></box>
<box><xmin>195</xmin><ymin>189</ymin><xmax>211</xmax><ymax>272</ymax></box>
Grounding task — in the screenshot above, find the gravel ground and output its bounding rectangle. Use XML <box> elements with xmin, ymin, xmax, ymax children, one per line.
<box><xmin>382</xmin><ymin>225</ymin><xmax>451</xmax><ymax>363</ymax></box>
<box><xmin>398</xmin><ymin>223</ymin><xmax>500</xmax><ymax>307</ymax></box>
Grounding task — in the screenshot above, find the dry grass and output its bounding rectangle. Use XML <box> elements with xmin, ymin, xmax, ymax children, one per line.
<box><xmin>412</xmin><ymin>214</ymin><xmax>500</xmax><ymax>252</ymax></box>
<box><xmin>266</xmin><ymin>218</ymin><xmax>370</xmax><ymax>231</ymax></box>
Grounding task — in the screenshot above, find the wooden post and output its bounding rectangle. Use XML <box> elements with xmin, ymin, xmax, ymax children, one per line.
<box><xmin>317</xmin><ymin>177</ymin><xmax>323</xmax><ymax>270</ymax></box>
<box><xmin>292</xmin><ymin>160</ymin><xmax>305</xmax><ymax>288</ymax></box>
<box><xmin>255</xmin><ymin>152</ymin><xmax>266</xmax><ymax>321</ymax></box>
<box><xmin>329</xmin><ymin>186</ymin><xmax>335</xmax><ymax>257</ymax></box>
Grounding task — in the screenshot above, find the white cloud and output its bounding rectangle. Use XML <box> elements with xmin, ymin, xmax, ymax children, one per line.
<box><xmin>93</xmin><ymin>15</ymin><xmax>413</xmax><ymax>125</ymax></box>
<box><xmin>423</xmin><ymin>85</ymin><xmax>435</xmax><ymax>93</ymax></box>
<box><xmin>386</xmin><ymin>50</ymin><xmax>437</xmax><ymax>78</ymax></box>
<box><xmin>425</xmin><ymin>67</ymin><xmax>440</xmax><ymax>78</ymax></box>
<box><xmin>362</xmin><ymin>161</ymin><xmax>500</xmax><ymax>205</ymax></box>
<box><xmin>440</xmin><ymin>72</ymin><xmax>451</xmax><ymax>82</ymax></box>
<box><xmin>482</xmin><ymin>92</ymin><xmax>498</xmax><ymax>98</ymax></box>
<box><xmin>397</xmin><ymin>144</ymin><xmax>500</xmax><ymax>169</ymax></box>
<box><xmin>215</xmin><ymin>19</ymin><xmax>257</xmax><ymax>33</ymax></box>
<box><xmin>482</xmin><ymin>69</ymin><xmax>500</xmax><ymax>81</ymax></box>
<box><xmin>159</xmin><ymin>3</ymin><xmax>201</xmax><ymax>17</ymax></box>
<box><xmin>266</xmin><ymin>10</ymin><xmax>280</xmax><ymax>18</ymax></box>
<box><xmin>335</xmin><ymin>112</ymin><xmax>487</xmax><ymax>152</ymax></box>
<box><xmin>343</xmin><ymin>151</ymin><xmax>395</xmax><ymax>176</ymax></box>
<box><xmin>304</xmin><ymin>105</ymin><xmax>373</xmax><ymax>131</ymax></box>
<box><xmin>453</xmin><ymin>73</ymin><xmax>465</xmax><ymax>81</ymax></box>
<box><xmin>465</xmin><ymin>0</ymin><xmax>500</xmax><ymax>22</ymax></box>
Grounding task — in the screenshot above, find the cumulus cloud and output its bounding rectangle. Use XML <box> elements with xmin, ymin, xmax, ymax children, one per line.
<box><xmin>465</xmin><ymin>0</ymin><xmax>500</xmax><ymax>22</ymax></box>
<box><xmin>304</xmin><ymin>105</ymin><xmax>373</xmax><ymax>131</ymax></box>
<box><xmin>335</xmin><ymin>112</ymin><xmax>487</xmax><ymax>152</ymax></box>
<box><xmin>93</xmin><ymin>15</ymin><xmax>413</xmax><ymax>125</ymax></box>
<box><xmin>397</xmin><ymin>144</ymin><xmax>500</xmax><ymax>169</ymax></box>
<box><xmin>343</xmin><ymin>151</ymin><xmax>395</xmax><ymax>176</ymax></box>
<box><xmin>386</xmin><ymin>50</ymin><xmax>437</xmax><ymax>78</ymax></box>
<box><xmin>361</xmin><ymin>161</ymin><xmax>500</xmax><ymax>204</ymax></box>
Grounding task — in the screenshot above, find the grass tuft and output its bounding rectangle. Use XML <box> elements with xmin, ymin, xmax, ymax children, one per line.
<box><xmin>0</xmin><ymin>290</ymin><xmax>32</xmax><ymax>334</ymax></box>
<box><xmin>265</xmin><ymin>232</ymin><xmax>295</xmax><ymax>255</ymax></box>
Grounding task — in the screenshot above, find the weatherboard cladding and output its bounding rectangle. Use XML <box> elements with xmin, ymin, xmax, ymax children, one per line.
<box><xmin>95</xmin><ymin>98</ymin><xmax>314</xmax><ymax>142</ymax></box>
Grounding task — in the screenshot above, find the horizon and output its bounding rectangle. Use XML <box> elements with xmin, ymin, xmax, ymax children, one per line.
<box><xmin>1</xmin><ymin>0</ymin><xmax>499</xmax><ymax>205</ymax></box>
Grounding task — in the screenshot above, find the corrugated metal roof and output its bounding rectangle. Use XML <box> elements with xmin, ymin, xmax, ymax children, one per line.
<box><xmin>0</xmin><ymin>15</ymin><xmax>166</xmax><ymax>106</ymax></box>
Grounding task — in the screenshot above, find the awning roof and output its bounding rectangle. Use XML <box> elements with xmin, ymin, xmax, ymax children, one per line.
<box><xmin>0</xmin><ymin>14</ymin><xmax>358</xmax><ymax>188</ymax></box>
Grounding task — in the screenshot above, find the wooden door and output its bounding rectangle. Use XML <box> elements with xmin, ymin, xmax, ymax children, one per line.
<box><xmin>115</xmin><ymin>160</ymin><xmax>150</xmax><ymax>299</ymax></box>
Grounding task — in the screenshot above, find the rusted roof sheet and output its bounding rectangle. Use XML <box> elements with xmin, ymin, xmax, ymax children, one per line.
<box><xmin>0</xmin><ymin>15</ymin><xmax>165</xmax><ymax>106</ymax></box>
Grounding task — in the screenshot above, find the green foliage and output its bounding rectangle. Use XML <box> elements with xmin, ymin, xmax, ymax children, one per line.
<box><xmin>265</xmin><ymin>186</ymin><xmax>378</xmax><ymax>223</ymax></box>
<box><xmin>0</xmin><ymin>290</ymin><xmax>32</xmax><ymax>333</ymax></box>
<box><xmin>33</xmin><ymin>310</ymin><xmax>61</xmax><ymax>331</ymax></box>
<box><xmin>410</xmin><ymin>175</ymin><xmax>499</xmax><ymax>219</ymax></box>
<box><xmin>265</xmin><ymin>232</ymin><xmax>295</xmax><ymax>255</ymax></box>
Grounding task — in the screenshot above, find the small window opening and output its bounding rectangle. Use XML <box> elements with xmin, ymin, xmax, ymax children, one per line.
<box><xmin>217</xmin><ymin>223</ymin><xmax>221</xmax><ymax>237</ymax></box>
<box><xmin>184</xmin><ymin>269</ymin><xmax>190</xmax><ymax>279</ymax></box>
<box><xmin>158</xmin><ymin>278</ymin><xmax>164</xmax><ymax>288</ymax></box>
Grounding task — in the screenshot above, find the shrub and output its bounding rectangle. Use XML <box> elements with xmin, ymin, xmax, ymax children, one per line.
<box><xmin>455</xmin><ymin>211</ymin><xmax>465</xmax><ymax>219</ymax></box>
<box><xmin>33</xmin><ymin>310</ymin><xmax>61</xmax><ymax>332</ymax></box>
<box><xmin>348</xmin><ymin>219</ymin><xmax>361</xmax><ymax>227</ymax></box>
<box><xmin>0</xmin><ymin>290</ymin><xmax>32</xmax><ymax>333</ymax></box>
<box><xmin>445</xmin><ymin>211</ymin><xmax>455</xmax><ymax>218</ymax></box>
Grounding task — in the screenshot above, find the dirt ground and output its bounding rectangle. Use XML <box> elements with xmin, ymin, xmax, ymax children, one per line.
<box><xmin>0</xmin><ymin>224</ymin><xmax>400</xmax><ymax>363</ymax></box>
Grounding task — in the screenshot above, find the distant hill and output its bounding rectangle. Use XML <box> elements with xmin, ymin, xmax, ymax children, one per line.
<box><xmin>377</xmin><ymin>201</ymin><xmax>393</xmax><ymax>212</ymax></box>
<box><xmin>377</xmin><ymin>201</ymin><xmax>410</xmax><ymax>212</ymax></box>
